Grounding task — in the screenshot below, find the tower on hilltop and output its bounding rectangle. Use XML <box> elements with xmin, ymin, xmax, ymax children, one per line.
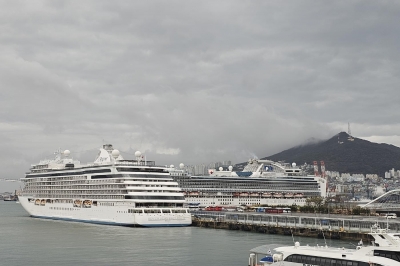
<box><xmin>348</xmin><ymin>122</ymin><xmax>354</xmax><ymax>141</ymax></box>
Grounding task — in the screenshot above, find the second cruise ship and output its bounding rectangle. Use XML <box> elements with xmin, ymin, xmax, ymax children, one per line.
<box><xmin>170</xmin><ymin>159</ymin><xmax>327</xmax><ymax>207</ymax></box>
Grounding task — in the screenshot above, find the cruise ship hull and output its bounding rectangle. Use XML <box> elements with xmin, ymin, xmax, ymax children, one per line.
<box><xmin>19</xmin><ymin>196</ymin><xmax>192</xmax><ymax>227</ymax></box>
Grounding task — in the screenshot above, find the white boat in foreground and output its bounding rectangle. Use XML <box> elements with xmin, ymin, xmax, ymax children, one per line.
<box><xmin>19</xmin><ymin>144</ymin><xmax>191</xmax><ymax>227</ymax></box>
<box><xmin>248</xmin><ymin>224</ymin><xmax>400</xmax><ymax>265</ymax></box>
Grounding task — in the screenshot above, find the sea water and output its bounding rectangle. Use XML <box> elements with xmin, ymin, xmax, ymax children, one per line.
<box><xmin>0</xmin><ymin>202</ymin><xmax>351</xmax><ymax>266</ymax></box>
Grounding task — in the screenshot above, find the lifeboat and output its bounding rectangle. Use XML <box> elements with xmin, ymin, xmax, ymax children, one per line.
<box><xmin>250</xmin><ymin>193</ymin><xmax>260</xmax><ymax>197</ymax></box>
<box><xmin>274</xmin><ymin>193</ymin><xmax>283</xmax><ymax>198</ymax></box>
<box><xmin>189</xmin><ymin>191</ymin><xmax>199</xmax><ymax>196</ymax></box>
<box><xmin>285</xmin><ymin>193</ymin><xmax>294</xmax><ymax>198</ymax></box>
<box><xmin>73</xmin><ymin>199</ymin><xmax>82</xmax><ymax>207</ymax></box>
<box><xmin>83</xmin><ymin>200</ymin><xmax>92</xmax><ymax>208</ymax></box>
<box><xmin>233</xmin><ymin>192</ymin><xmax>240</xmax><ymax>197</ymax></box>
<box><xmin>239</xmin><ymin>192</ymin><xmax>249</xmax><ymax>197</ymax></box>
<box><xmin>182</xmin><ymin>191</ymin><xmax>187</xmax><ymax>196</ymax></box>
<box><xmin>261</xmin><ymin>192</ymin><xmax>272</xmax><ymax>198</ymax></box>
<box><xmin>295</xmin><ymin>193</ymin><xmax>304</xmax><ymax>198</ymax></box>
<box><xmin>35</xmin><ymin>199</ymin><xmax>40</xmax><ymax>205</ymax></box>
<box><xmin>40</xmin><ymin>199</ymin><xmax>46</xmax><ymax>206</ymax></box>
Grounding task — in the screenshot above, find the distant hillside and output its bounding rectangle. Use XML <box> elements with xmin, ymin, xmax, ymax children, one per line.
<box><xmin>244</xmin><ymin>132</ymin><xmax>400</xmax><ymax>176</ymax></box>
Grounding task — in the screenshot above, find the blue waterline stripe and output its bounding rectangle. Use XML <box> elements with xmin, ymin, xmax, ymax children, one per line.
<box><xmin>31</xmin><ymin>215</ymin><xmax>190</xmax><ymax>227</ymax></box>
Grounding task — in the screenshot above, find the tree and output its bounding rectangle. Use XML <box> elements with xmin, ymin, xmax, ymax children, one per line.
<box><xmin>308</xmin><ymin>196</ymin><xmax>325</xmax><ymax>210</ymax></box>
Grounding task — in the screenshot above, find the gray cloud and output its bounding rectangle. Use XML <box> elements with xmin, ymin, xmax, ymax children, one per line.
<box><xmin>0</xmin><ymin>1</ymin><xmax>399</xmax><ymax>181</ymax></box>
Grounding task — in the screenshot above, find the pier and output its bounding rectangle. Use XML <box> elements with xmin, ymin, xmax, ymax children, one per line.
<box><xmin>191</xmin><ymin>211</ymin><xmax>400</xmax><ymax>241</ymax></box>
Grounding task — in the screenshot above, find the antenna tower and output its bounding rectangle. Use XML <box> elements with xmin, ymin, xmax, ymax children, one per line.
<box><xmin>348</xmin><ymin>123</ymin><xmax>354</xmax><ymax>141</ymax></box>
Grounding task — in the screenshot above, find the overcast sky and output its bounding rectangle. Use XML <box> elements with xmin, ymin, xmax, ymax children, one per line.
<box><xmin>1</xmin><ymin>1</ymin><xmax>400</xmax><ymax>190</ymax></box>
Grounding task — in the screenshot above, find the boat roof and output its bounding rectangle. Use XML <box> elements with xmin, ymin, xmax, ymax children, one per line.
<box><xmin>249</xmin><ymin>244</ymin><xmax>285</xmax><ymax>255</ymax></box>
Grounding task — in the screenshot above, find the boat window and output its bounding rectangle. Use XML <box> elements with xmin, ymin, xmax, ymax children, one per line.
<box><xmin>284</xmin><ymin>255</ymin><xmax>381</xmax><ymax>266</ymax></box>
<box><xmin>374</xmin><ymin>249</ymin><xmax>400</xmax><ymax>262</ymax></box>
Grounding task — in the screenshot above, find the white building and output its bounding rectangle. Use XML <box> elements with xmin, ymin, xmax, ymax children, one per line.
<box><xmin>366</xmin><ymin>174</ymin><xmax>379</xmax><ymax>181</ymax></box>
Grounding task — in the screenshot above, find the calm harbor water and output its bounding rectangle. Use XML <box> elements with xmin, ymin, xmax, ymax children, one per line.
<box><xmin>0</xmin><ymin>202</ymin><xmax>352</xmax><ymax>266</ymax></box>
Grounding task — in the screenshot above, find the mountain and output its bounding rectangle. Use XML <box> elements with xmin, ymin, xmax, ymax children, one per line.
<box><xmin>260</xmin><ymin>132</ymin><xmax>400</xmax><ymax>176</ymax></box>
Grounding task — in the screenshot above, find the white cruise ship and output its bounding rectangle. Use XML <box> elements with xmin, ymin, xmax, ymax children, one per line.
<box><xmin>170</xmin><ymin>159</ymin><xmax>326</xmax><ymax>207</ymax></box>
<box><xmin>19</xmin><ymin>144</ymin><xmax>191</xmax><ymax>227</ymax></box>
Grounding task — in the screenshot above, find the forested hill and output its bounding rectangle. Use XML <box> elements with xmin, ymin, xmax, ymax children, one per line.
<box><xmin>259</xmin><ymin>132</ymin><xmax>400</xmax><ymax>176</ymax></box>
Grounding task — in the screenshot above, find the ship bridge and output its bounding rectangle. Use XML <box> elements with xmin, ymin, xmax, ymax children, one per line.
<box><xmin>361</xmin><ymin>189</ymin><xmax>400</xmax><ymax>210</ymax></box>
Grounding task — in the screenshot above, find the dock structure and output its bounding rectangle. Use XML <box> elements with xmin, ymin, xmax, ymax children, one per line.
<box><xmin>191</xmin><ymin>211</ymin><xmax>400</xmax><ymax>241</ymax></box>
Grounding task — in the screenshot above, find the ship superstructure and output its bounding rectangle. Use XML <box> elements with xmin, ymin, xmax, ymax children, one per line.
<box><xmin>19</xmin><ymin>144</ymin><xmax>191</xmax><ymax>227</ymax></box>
<box><xmin>170</xmin><ymin>159</ymin><xmax>326</xmax><ymax>207</ymax></box>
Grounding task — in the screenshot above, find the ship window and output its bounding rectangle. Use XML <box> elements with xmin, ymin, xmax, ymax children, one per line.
<box><xmin>172</xmin><ymin>210</ymin><xmax>187</xmax><ymax>213</ymax></box>
<box><xmin>117</xmin><ymin>168</ymin><xmax>166</xmax><ymax>173</ymax></box>
<box><xmin>125</xmin><ymin>195</ymin><xmax>185</xmax><ymax>200</ymax></box>
<box><xmin>91</xmin><ymin>175</ymin><xmax>114</xmax><ymax>179</ymax></box>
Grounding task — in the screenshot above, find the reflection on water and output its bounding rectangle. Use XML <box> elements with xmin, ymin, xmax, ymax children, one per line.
<box><xmin>0</xmin><ymin>202</ymin><xmax>354</xmax><ymax>266</ymax></box>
